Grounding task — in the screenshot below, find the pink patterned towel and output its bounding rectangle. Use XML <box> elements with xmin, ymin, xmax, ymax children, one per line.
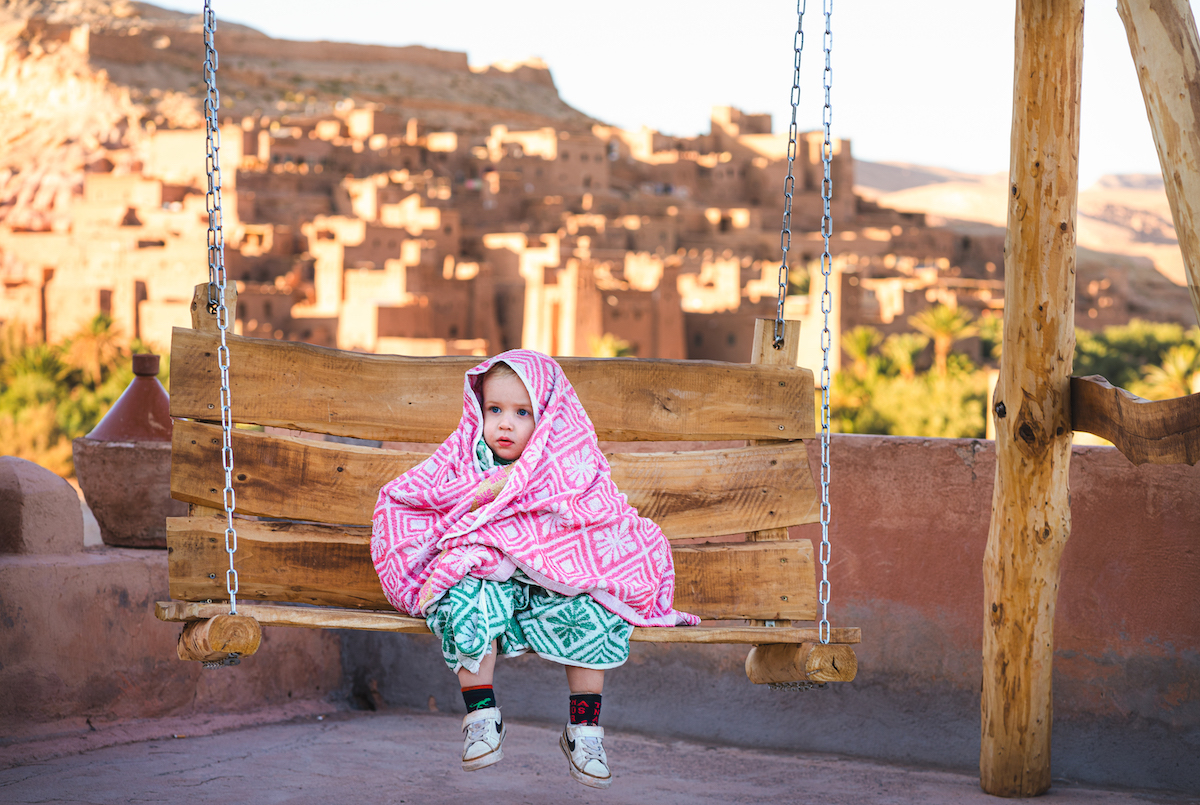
<box><xmin>371</xmin><ymin>349</ymin><xmax>699</xmax><ymax>628</ymax></box>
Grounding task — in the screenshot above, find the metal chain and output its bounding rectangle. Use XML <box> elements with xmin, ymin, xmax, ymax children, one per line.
<box><xmin>816</xmin><ymin>0</ymin><xmax>834</xmax><ymax>645</ymax></box>
<box><xmin>774</xmin><ymin>0</ymin><xmax>806</xmax><ymax>349</ymax></box>
<box><xmin>203</xmin><ymin>0</ymin><xmax>239</xmax><ymax>617</ymax></box>
<box><xmin>769</xmin><ymin>681</ymin><xmax>827</xmax><ymax>692</ymax></box>
<box><xmin>202</xmin><ymin>654</ymin><xmax>242</xmax><ymax>670</ymax></box>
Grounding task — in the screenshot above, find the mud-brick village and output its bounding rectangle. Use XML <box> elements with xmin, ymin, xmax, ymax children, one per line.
<box><xmin>1</xmin><ymin>1</ymin><xmax>1198</xmax><ymax>803</ymax></box>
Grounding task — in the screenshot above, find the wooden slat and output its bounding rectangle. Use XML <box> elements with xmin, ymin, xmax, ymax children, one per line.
<box><xmin>672</xmin><ymin>542</ymin><xmax>816</xmax><ymax>621</ymax></box>
<box><xmin>166</xmin><ymin>516</ymin><xmax>817</xmax><ymax>621</ymax></box>
<box><xmin>168</xmin><ymin>328</ymin><xmax>814</xmax><ymax>442</ymax></box>
<box><xmin>154</xmin><ymin>601</ymin><xmax>861</xmax><ymax>645</ymax></box>
<box><xmin>1071</xmin><ymin>375</ymin><xmax>1200</xmax><ymax>466</ymax></box>
<box><xmin>170</xmin><ymin>421</ymin><xmax>819</xmax><ymax>537</ymax></box>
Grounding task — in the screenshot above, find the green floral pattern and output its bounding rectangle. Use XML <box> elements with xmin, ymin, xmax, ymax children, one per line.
<box><xmin>426</xmin><ymin>577</ymin><xmax>632</xmax><ymax>673</ymax></box>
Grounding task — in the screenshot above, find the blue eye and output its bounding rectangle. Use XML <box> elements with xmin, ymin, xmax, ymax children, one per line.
<box><xmin>518</xmin><ymin>408</ymin><xmax>529</xmax><ymax>417</ymax></box>
<box><xmin>489</xmin><ymin>405</ymin><xmax>500</xmax><ymax>414</ymax></box>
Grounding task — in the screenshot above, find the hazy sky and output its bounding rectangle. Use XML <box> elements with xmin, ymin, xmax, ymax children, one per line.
<box><xmin>149</xmin><ymin>1</ymin><xmax>1186</xmax><ymax>187</ymax></box>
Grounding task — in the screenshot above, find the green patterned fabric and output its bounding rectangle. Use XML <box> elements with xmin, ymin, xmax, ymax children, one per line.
<box><xmin>426</xmin><ymin>576</ymin><xmax>633</xmax><ymax>674</ymax></box>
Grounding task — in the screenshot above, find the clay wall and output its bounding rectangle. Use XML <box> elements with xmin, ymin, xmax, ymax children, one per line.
<box><xmin>345</xmin><ymin>435</ymin><xmax>1200</xmax><ymax>793</ymax></box>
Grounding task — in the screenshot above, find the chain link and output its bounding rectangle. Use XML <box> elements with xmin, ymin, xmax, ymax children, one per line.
<box><xmin>774</xmin><ymin>0</ymin><xmax>807</xmax><ymax>349</ymax></box>
<box><xmin>202</xmin><ymin>653</ymin><xmax>242</xmax><ymax>670</ymax></box>
<box><xmin>203</xmin><ymin>1</ymin><xmax>239</xmax><ymax>616</ymax></box>
<box><xmin>817</xmin><ymin>0</ymin><xmax>834</xmax><ymax>645</ymax></box>
<box><xmin>769</xmin><ymin>681</ymin><xmax>828</xmax><ymax>692</ymax></box>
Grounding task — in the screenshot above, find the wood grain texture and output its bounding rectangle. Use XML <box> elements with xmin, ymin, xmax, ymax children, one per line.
<box><xmin>168</xmin><ymin>328</ymin><xmax>814</xmax><ymax>442</ymax></box>
<box><xmin>744</xmin><ymin>642</ymin><xmax>858</xmax><ymax>684</ymax></box>
<box><xmin>170</xmin><ymin>420</ymin><xmax>819</xmax><ymax>537</ymax></box>
<box><xmin>190</xmin><ymin>281</ymin><xmax>238</xmax><ymax>333</ymax></box>
<box><xmin>167</xmin><ymin>516</ymin><xmax>818</xmax><ymax>621</ymax></box>
<box><xmin>982</xmin><ymin>0</ymin><xmax>1083</xmax><ymax>796</ymax></box>
<box><xmin>176</xmin><ymin>614</ymin><xmax>261</xmax><ymax>662</ymax></box>
<box><xmin>747</xmin><ymin>318</ymin><xmax>803</xmax><ymax>625</ymax></box>
<box><xmin>1071</xmin><ymin>375</ymin><xmax>1200</xmax><ymax>465</ymax></box>
<box><xmin>154</xmin><ymin>600</ymin><xmax>861</xmax><ymax>644</ymax></box>
<box><xmin>1117</xmin><ymin>0</ymin><xmax>1200</xmax><ymax>324</ymax></box>
<box><xmin>671</xmin><ymin>542</ymin><xmax>817</xmax><ymax>621</ymax></box>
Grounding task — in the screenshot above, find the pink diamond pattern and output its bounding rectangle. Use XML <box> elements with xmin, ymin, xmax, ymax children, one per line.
<box><xmin>371</xmin><ymin>349</ymin><xmax>699</xmax><ymax>628</ymax></box>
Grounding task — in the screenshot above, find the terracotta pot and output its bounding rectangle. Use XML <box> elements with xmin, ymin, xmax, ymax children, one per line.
<box><xmin>72</xmin><ymin>355</ymin><xmax>186</xmax><ymax>549</ymax></box>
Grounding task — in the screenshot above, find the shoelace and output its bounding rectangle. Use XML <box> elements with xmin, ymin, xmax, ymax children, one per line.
<box><xmin>574</xmin><ymin>735</ymin><xmax>607</xmax><ymax>770</ymax></box>
<box><xmin>464</xmin><ymin>718</ymin><xmax>496</xmax><ymax>747</ymax></box>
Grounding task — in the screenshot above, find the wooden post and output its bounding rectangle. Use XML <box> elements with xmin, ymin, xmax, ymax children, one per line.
<box><xmin>981</xmin><ymin>0</ymin><xmax>1083</xmax><ymax>797</ymax></box>
<box><xmin>190</xmin><ymin>281</ymin><xmax>238</xmax><ymax>333</ymax></box>
<box><xmin>747</xmin><ymin>319</ymin><xmax>800</xmax><ymax>618</ymax></box>
<box><xmin>1117</xmin><ymin>0</ymin><xmax>1200</xmax><ymax>325</ymax></box>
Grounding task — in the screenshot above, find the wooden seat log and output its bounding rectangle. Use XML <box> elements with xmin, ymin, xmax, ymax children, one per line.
<box><xmin>176</xmin><ymin>613</ymin><xmax>262</xmax><ymax>663</ymax></box>
<box><xmin>157</xmin><ymin>287</ymin><xmax>860</xmax><ymax>685</ymax></box>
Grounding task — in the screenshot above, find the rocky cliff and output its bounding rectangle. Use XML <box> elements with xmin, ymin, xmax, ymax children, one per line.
<box><xmin>0</xmin><ymin>0</ymin><xmax>593</xmax><ymax>232</ymax></box>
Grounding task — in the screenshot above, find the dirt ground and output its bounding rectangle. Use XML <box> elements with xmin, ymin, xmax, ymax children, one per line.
<box><xmin>1</xmin><ymin>708</ymin><xmax>1194</xmax><ymax>805</ymax></box>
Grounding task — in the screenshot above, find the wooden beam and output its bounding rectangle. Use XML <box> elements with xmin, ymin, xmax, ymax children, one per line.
<box><xmin>1117</xmin><ymin>0</ymin><xmax>1200</xmax><ymax>324</ymax></box>
<box><xmin>166</xmin><ymin>516</ymin><xmax>820</xmax><ymax>621</ymax></box>
<box><xmin>154</xmin><ymin>601</ymin><xmax>862</xmax><ymax>645</ymax></box>
<box><xmin>744</xmin><ymin>642</ymin><xmax>858</xmax><ymax>684</ymax></box>
<box><xmin>170</xmin><ymin>419</ymin><xmax>820</xmax><ymax>537</ymax></box>
<box><xmin>1071</xmin><ymin>375</ymin><xmax>1200</xmax><ymax>465</ymax></box>
<box><xmin>747</xmin><ymin>318</ymin><xmax>803</xmax><ymax>628</ymax></box>
<box><xmin>168</xmin><ymin>327</ymin><xmax>814</xmax><ymax>443</ymax></box>
<box><xmin>176</xmin><ymin>614</ymin><xmax>262</xmax><ymax>662</ymax></box>
<box><xmin>983</xmin><ymin>0</ymin><xmax>1084</xmax><ymax>797</ymax></box>
<box><xmin>190</xmin><ymin>281</ymin><xmax>238</xmax><ymax>333</ymax></box>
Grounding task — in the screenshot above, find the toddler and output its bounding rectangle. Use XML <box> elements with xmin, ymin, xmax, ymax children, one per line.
<box><xmin>372</xmin><ymin>349</ymin><xmax>697</xmax><ymax>789</ymax></box>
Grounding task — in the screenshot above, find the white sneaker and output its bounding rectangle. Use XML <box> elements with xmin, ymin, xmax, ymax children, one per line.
<box><xmin>461</xmin><ymin>707</ymin><xmax>505</xmax><ymax>771</ymax></box>
<box><xmin>560</xmin><ymin>723</ymin><xmax>612</xmax><ymax>789</ymax></box>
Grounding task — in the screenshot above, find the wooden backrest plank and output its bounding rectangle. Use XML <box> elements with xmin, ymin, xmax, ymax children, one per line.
<box><xmin>171</xmin><ymin>420</ymin><xmax>819</xmax><ymax>538</ymax></box>
<box><xmin>169</xmin><ymin>328</ymin><xmax>815</xmax><ymax>443</ymax></box>
<box><xmin>167</xmin><ymin>516</ymin><xmax>817</xmax><ymax>621</ymax></box>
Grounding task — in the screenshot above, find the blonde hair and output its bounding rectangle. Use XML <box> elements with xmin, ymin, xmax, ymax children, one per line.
<box><xmin>482</xmin><ymin>361</ymin><xmax>518</xmax><ymax>383</ymax></box>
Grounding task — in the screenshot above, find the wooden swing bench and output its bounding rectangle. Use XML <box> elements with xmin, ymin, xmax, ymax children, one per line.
<box><xmin>155</xmin><ymin>284</ymin><xmax>859</xmax><ymax>686</ymax></box>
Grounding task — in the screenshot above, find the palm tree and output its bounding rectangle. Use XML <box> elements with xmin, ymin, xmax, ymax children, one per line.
<box><xmin>63</xmin><ymin>314</ymin><xmax>124</xmax><ymax>386</ymax></box>
<box><xmin>841</xmin><ymin>326</ymin><xmax>882</xmax><ymax>378</ymax></box>
<box><xmin>1138</xmin><ymin>343</ymin><xmax>1200</xmax><ymax>399</ymax></box>
<box><xmin>881</xmin><ymin>332</ymin><xmax>930</xmax><ymax>379</ymax></box>
<box><xmin>909</xmin><ymin>304</ymin><xmax>978</xmax><ymax>377</ymax></box>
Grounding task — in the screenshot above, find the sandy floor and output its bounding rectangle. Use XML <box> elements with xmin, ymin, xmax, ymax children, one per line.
<box><xmin>1</xmin><ymin>709</ymin><xmax>1193</xmax><ymax>805</ymax></box>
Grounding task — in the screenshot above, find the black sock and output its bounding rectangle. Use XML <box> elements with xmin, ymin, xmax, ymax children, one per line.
<box><xmin>462</xmin><ymin>685</ymin><xmax>497</xmax><ymax>713</ymax></box>
<box><xmin>569</xmin><ymin>693</ymin><xmax>602</xmax><ymax>726</ymax></box>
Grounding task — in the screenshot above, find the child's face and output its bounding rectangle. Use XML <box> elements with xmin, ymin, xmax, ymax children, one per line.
<box><xmin>481</xmin><ymin>372</ymin><xmax>535</xmax><ymax>462</ymax></box>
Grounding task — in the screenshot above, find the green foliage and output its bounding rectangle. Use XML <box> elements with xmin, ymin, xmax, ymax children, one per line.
<box><xmin>880</xmin><ymin>332</ymin><xmax>929</xmax><ymax>379</ymax></box>
<box><xmin>832</xmin><ymin>352</ymin><xmax>987</xmax><ymax>439</ymax></box>
<box><xmin>828</xmin><ymin>316</ymin><xmax>1199</xmax><ymax>439</ymax></box>
<box><xmin>841</xmin><ymin>326</ymin><xmax>882</xmax><ymax>378</ymax></box>
<box><xmin>909</xmin><ymin>304</ymin><xmax>979</xmax><ymax>377</ymax></box>
<box><xmin>0</xmin><ymin>317</ymin><xmax>169</xmax><ymax>477</ymax></box>
<box><xmin>588</xmin><ymin>332</ymin><xmax>636</xmax><ymax>357</ymax></box>
<box><xmin>977</xmin><ymin>313</ymin><xmax>1003</xmax><ymax>362</ymax></box>
<box><xmin>1074</xmin><ymin>319</ymin><xmax>1200</xmax><ymax>390</ymax></box>
<box><xmin>1133</xmin><ymin>342</ymin><xmax>1200</xmax><ymax>399</ymax></box>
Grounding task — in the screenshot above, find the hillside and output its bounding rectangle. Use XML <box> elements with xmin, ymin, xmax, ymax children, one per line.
<box><xmin>855</xmin><ymin>160</ymin><xmax>1196</xmax><ymax>325</ymax></box>
<box><xmin>0</xmin><ymin>0</ymin><xmax>594</xmax><ymax>231</ymax></box>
